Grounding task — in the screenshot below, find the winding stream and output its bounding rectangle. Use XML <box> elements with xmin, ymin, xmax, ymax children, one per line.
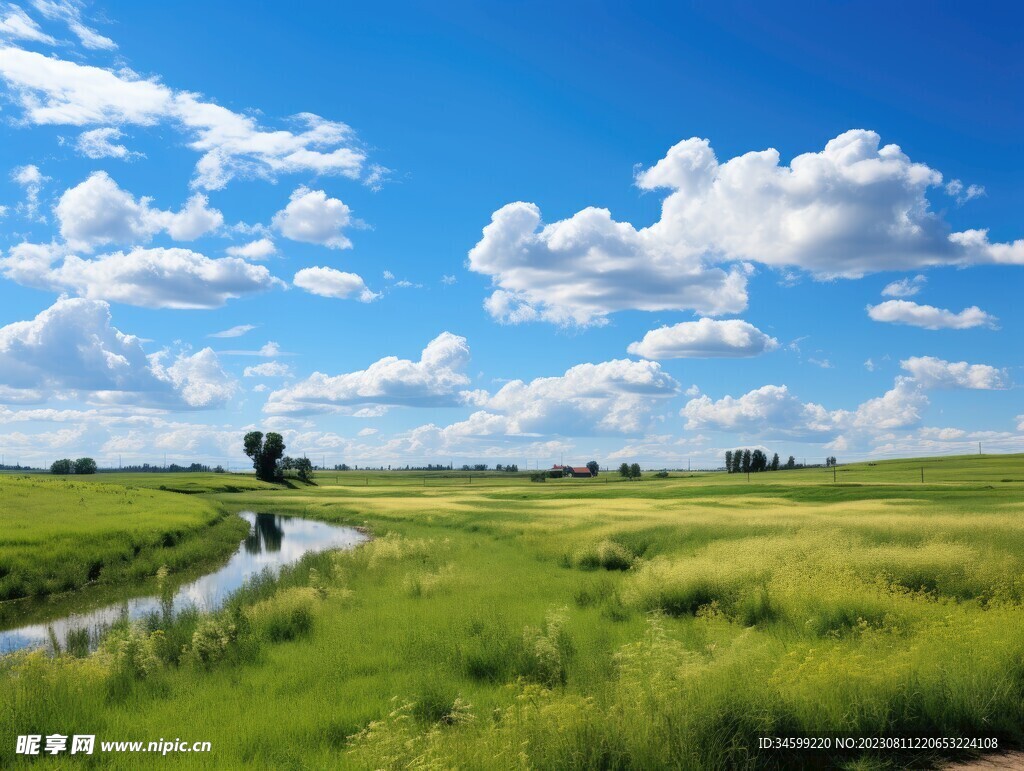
<box><xmin>0</xmin><ymin>511</ymin><xmax>368</xmax><ymax>654</ymax></box>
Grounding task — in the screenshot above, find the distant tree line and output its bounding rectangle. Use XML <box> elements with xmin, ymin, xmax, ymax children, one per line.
<box><xmin>724</xmin><ymin>449</ymin><xmax>834</xmax><ymax>474</ymax></box>
<box><xmin>112</xmin><ymin>462</ymin><xmax>221</xmax><ymax>473</ymax></box>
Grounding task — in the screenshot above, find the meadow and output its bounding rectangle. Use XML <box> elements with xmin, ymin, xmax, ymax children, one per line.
<box><xmin>2</xmin><ymin>454</ymin><xmax>1024</xmax><ymax>769</ymax></box>
<box><xmin>0</xmin><ymin>475</ymin><xmax>251</xmax><ymax>610</ymax></box>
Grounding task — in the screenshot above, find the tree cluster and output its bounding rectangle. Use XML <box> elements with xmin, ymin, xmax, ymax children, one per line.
<box><xmin>50</xmin><ymin>457</ymin><xmax>97</xmax><ymax>475</ymax></box>
<box><xmin>724</xmin><ymin>449</ymin><xmax>779</xmax><ymax>474</ymax></box>
<box><xmin>280</xmin><ymin>455</ymin><xmax>315</xmax><ymax>483</ymax></box>
<box><xmin>618</xmin><ymin>462</ymin><xmax>642</xmax><ymax>480</ymax></box>
<box><xmin>724</xmin><ymin>450</ymin><xmax>829</xmax><ymax>473</ymax></box>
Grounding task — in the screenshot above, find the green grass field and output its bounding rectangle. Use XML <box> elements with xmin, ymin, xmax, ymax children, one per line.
<box><xmin>0</xmin><ymin>475</ymin><xmax>247</xmax><ymax>606</ymax></box>
<box><xmin>2</xmin><ymin>454</ymin><xmax>1024</xmax><ymax>768</ymax></box>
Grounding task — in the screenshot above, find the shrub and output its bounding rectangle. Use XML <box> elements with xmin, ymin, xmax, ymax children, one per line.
<box><xmin>521</xmin><ymin>607</ymin><xmax>574</xmax><ymax>687</ymax></box>
<box><xmin>575</xmin><ymin>539</ymin><xmax>634</xmax><ymax>571</ymax></box>
<box><xmin>245</xmin><ymin>587</ymin><xmax>318</xmax><ymax>642</ymax></box>
<box><xmin>185</xmin><ymin>615</ymin><xmax>238</xmax><ymax>667</ymax></box>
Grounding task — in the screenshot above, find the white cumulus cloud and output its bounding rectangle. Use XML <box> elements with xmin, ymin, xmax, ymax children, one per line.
<box><xmin>900</xmin><ymin>356</ymin><xmax>1009</xmax><ymax>390</ymax></box>
<box><xmin>0</xmin><ymin>296</ymin><xmax>235</xmax><ymax>407</ymax></box>
<box><xmin>682</xmin><ymin>378</ymin><xmax>927</xmax><ymax>439</ymax></box>
<box><xmin>628</xmin><ymin>318</ymin><xmax>778</xmax><ymax>359</ymax></box>
<box><xmin>0</xmin><ymin>244</ymin><xmax>284</xmax><ymax>309</ymax></box>
<box><xmin>226</xmin><ymin>238</ymin><xmax>276</xmax><ymax>260</ymax></box>
<box><xmin>867</xmin><ymin>300</ymin><xmax>997</xmax><ymax>330</ymax></box>
<box><xmin>56</xmin><ymin>172</ymin><xmax>223</xmax><ymax>249</ymax></box>
<box><xmin>470</xmin><ymin>130</ymin><xmax>1023</xmax><ymax>327</ymax></box>
<box><xmin>272</xmin><ymin>187</ymin><xmax>353</xmax><ymax>249</ymax></box>
<box><xmin>293</xmin><ymin>266</ymin><xmax>378</xmax><ymax>302</ymax></box>
<box><xmin>265</xmin><ymin>333</ymin><xmax>474</xmax><ymax>414</ymax></box>
<box><xmin>470</xmin><ymin>202</ymin><xmax>748</xmax><ymax>326</ymax></box>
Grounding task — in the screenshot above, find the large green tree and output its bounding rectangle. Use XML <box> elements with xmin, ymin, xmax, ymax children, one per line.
<box><xmin>243</xmin><ymin>431</ymin><xmax>287</xmax><ymax>482</ymax></box>
<box><xmin>50</xmin><ymin>458</ymin><xmax>73</xmax><ymax>475</ymax></box>
<box><xmin>586</xmin><ymin>460</ymin><xmax>600</xmax><ymax>476</ymax></box>
<box><xmin>73</xmin><ymin>457</ymin><xmax>97</xmax><ymax>475</ymax></box>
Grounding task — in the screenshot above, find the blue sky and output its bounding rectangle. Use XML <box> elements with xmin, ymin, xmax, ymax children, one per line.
<box><xmin>0</xmin><ymin>0</ymin><xmax>1020</xmax><ymax>469</ymax></box>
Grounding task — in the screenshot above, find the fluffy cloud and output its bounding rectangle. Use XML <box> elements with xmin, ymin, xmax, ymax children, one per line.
<box><xmin>147</xmin><ymin>348</ymin><xmax>237</xmax><ymax>408</ymax></box>
<box><xmin>849</xmin><ymin>378</ymin><xmax>928</xmax><ymax>431</ymax></box>
<box><xmin>272</xmin><ymin>187</ymin><xmax>352</xmax><ymax>248</ymax></box>
<box><xmin>900</xmin><ymin>356</ymin><xmax>1009</xmax><ymax>390</ymax></box>
<box><xmin>0</xmin><ymin>45</ymin><xmax>370</xmax><ymax>189</ymax></box>
<box><xmin>74</xmin><ymin>127</ymin><xmax>142</xmax><ymax>160</ymax></box>
<box><xmin>0</xmin><ymin>296</ymin><xmax>235</xmax><ymax>407</ymax></box>
<box><xmin>293</xmin><ymin>267</ymin><xmax>378</xmax><ymax>302</ymax></box>
<box><xmin>469</xmin><ymin>202</ymin><xmax>748</xmax><ymax>326</ymax></box>
<box><xmin>867</xmin><ymin>300</ymin><xmax>997</xmax><ymax>330</ymax></box>
<box><xmin>881</xmin><ymin>274</ymin><xmax>926</xmax><ymax>297</ymax></box>
<box><xmin>265</xmin><ymin>333</ymin><xmax>474</xmax><ymax>414</ymax></box>
<box><xmin>470</xmin><ymin>130</ymin><xmax>1022</xmax><ymax>326</ymax></box>
<box><xmin>682</xmin><ymin>378</ymin><xmax>926</xmax><ymax>439</ymax></box>
<box><xmin>639</xmin><ymin>130</ymin><xmax>1022</xmax><ymax>275</ymax></box>
<box><xmin>227</xmin><ymin>238</ymin><xmax>276</xmax><ymax>260</ymax></box>
<box><xmin>682</xmin><ymin>385</ymin><xmax>836</xmax><ymax>438</ymax></box>
<box><xmin>1</xmin><ymin>244</ymin><xmax>283</xmax><ymax>309</ymax></box>
<box><xmin>56</xmin><ymin>172</ymin><xmax>223</xmax><ymax>248</ymax></box>
<box><xmin>479</xmin><ymin>358</ymin><xmax>680</xmax><ymax>436</ymax></box>
<box><xmin>628</xmin><ymin>318</ymin><xmax>778</xmax><ymax>359</ymax></box>
<box><xmin>371</xmin><ymin>358</ymin><xmax>681</xmax><ymax>443</ymax></box>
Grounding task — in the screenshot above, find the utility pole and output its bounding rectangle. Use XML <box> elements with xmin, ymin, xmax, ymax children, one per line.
<box><xmin>833</xmin><ymin>466</ymin><xmax>836</xmax><ymax>484</ymax></box>
<box><xmin>921</xmin><ymin>467</ymin><xmax>924</xmax><ymax>483</ymax></box>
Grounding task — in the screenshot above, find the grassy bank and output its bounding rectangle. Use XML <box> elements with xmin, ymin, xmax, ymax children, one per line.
<box><xmin>0</xmin><ymin>475</ymin><xmax>247</xmax><ymax>604</ymax></box>
<box><xmin>2</xmin><ymin>454</ymin><xmax>1024</xmax><ymax>768</ymax></box>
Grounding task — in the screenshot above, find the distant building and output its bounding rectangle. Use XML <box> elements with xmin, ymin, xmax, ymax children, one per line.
<box><xmin>552</xmin><ymin>464</ymin><xmax>593</xmax><ymax>478</ymax></box>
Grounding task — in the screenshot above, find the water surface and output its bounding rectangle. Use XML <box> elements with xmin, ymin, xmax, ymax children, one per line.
<box><xmin>0</xmin><ymin>511</ymin><xmax>367</xmax><ymax>654</ymax></box>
